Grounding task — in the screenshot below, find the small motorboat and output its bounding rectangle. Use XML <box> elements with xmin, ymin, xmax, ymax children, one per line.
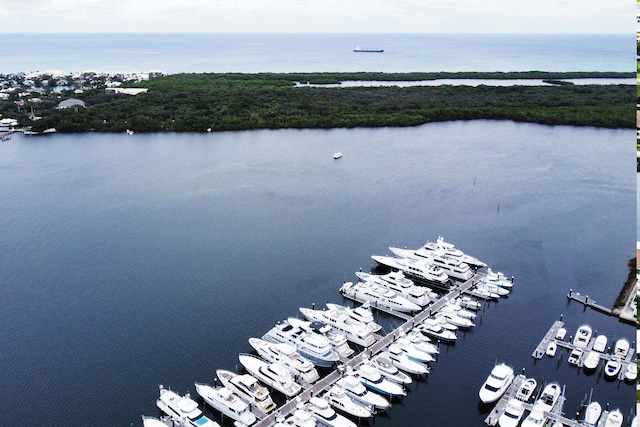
<box><xmin>333</xmin><ymin>152</ymin><xmax>343</xmax><ymax>159</ymax></box>
<box><xmin>625</xmin><ymin>362</ymin><xmax>637</xmax><ymax>382</ymax></box>
<box><xmin>582</xmin><ymin>351</ymin><xmax>600</xmax><ymax>372</ymax></box>
<box><xmin>555</xmin><ymin>327</ymin><xmax>567</xmax><ymax>340</ymax></box>
<box><xmin>521</xmin><ymin>408</ymin><xmax>546</xmax><ymax>427</ymax></box>
<box><xmin>497</xmin><ymin>398</ymin><xmax>525</xmax><ymax>427</ymax></box>
<box><xmin>415</xmin><ymin>318</ymin><xmax>457</xmax><ymax>343</ymax></box>
<box><xmin>478</xmin><ymin>363</ymin><xmax>514</xmax><ymax>404</ymax></box>
<box><xmin>613</xmin><ymin>338</ymin><xmax>630</xmax><ymax>358</ymax></box>
<box><xmin>583</xmin><ymin>401</ymin><xmax>602</xmax><ymax>426</ymax></box>
<box><xmin>273</xmin><ymin>409</ymin><xmax>316</xmax><ymax>427</ymax></box>
<box><xmin>534</xmin><ymin>382</ymin><xmax>561</xmax><ymax>413</ymax></box>
<box><xmin>573</xmin><ymin>324</ymin><xmax>592</xmax><ymax>348</ymax></box>
<box><xmin>604</xmin><ymin>409</ymin><xmax>624</xmax><ymax>427</ymax></box>
<box><xmin>604</xmin><ymin>358</ymin><xmax>622</xmax><ymax>379</ymax></box>
<box><xmin>515</xmin><ymin>377</ymin><xmax>537</xmax><ymax>402</ymax></box>
<box><xmin>568</xmin><ymin>348</ymin><xmax>582</xmax><ymax>366</ymax></box>
<box><xmin>592</xmin><ymin>334</ymin><xmax>608</xmax><ymax>352</ymax></box>
<box><xmin>546</xmin><ymin>341</ymin><xmax>557</xmax><ymax>357</ymax></box>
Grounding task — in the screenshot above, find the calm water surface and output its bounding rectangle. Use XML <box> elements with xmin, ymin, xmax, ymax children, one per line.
<box><xmin>0</xmin><ymin>121</ymin><xmax>635</xmax><ymax>426</ymax></box>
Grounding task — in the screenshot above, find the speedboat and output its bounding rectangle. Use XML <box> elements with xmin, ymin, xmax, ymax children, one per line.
<box><xmin>583</xmin><ymin>401</ymin><xmax>602</xmax><ymax>426</ymax></box>
<box><xmin>497</xmin><ymin>398</ymin><xmax>525</xmax><ymax>427</ymax></box>
<box><xmin>238</xmin><ymin>353</ymin><xmax>302</xmax><ymax>397</ymax></box>
<box><xmin>604</xmin><ymin>358</ymin><xmax>622</xmax><ymax>379</ymax></box>
<box><xmin>303</xmin><ymin>396</ymin><xmax>357</xmax><ymax>427</ymax></box>
<box><xmin>333</xmin><ymin>152</ymin><xmax>343</xmax><ymax>159</ymax></box>
<box><xmin>435</xmin><ymin>310</ymin><xmax>475</xmax><ymax>328</ymax></box>
<box><xmin>475</xmin><ymin>280</ymin><xmax>510</xmax><ymax>297</ymax></box>
<box><xmin>287</xmin><ymin>317</ymin><xmax>354</xmax><ymax>358</ymax></box>
<box><xmin>248</xmin><ymin>337</ymin><xmax>320</xmax><ymax>384</ymax></box>
<box><xmin>194</xmin><ymin>383</ymin><xmax>257</xmax><ymax>426</ymax></box>
<box><xmin>216</xmin><ymin>369</ymin><xmax>277</xmax><ymax>413</ymax></box>
<box><xmin>383</xmin><ymin>346</ymin><xmax>430</xmax><ymax>375</ymax></box>
<box><xmin>370</xmin><ymin>353</ymin><xmax>413</xmax><ymax>384</ymax></box>
<box><xmin>482</xmin><ymin>268</ymin><xmax>513</xmax><ymax>288</ymax></box>
<box><xmin>478</xmin><ymin>363</ymin><xmax>514</xmax><ymax>404</ymax></box>
<box><xmin>262</xmin><ymin>320</ymin><xmax>340</xmax><ymax>367</ymax></box>
<box><xmin>546</xmin><ymin>341</ymin><xmax>557</xmax><ymax>357</ymax></box>
<box><xmin>515</xmin><ymin>377</ymin><xmax>537</xmax><ymax>402</ymax></box>
<box><xmin>156</xmin><ymin>386</ymin><xmax>220</xmax><ymax>427</ymax></box>
<box><xmin>583</xmin><ymin>351</ymin><xmax>600</xmax><ymax>371</ymax></box>
<box><xmin>388</xmin><ymin>246</ymin><xmax>474</xmax><ymax>281</ymax></box>
<box><xmin>391</xmin><ymin>336</ymin><xmax>436</xmax><ymax>363</ymax></box>
<box><xmin>573</xmin><ymin>324</ymin><xmax>592</xmax><ymax>348</ymax></box>
<box><xmin>406</xmin><ymin>330</ymin><xmax>440</xmax><ymax>354</ymax></box>
<box><xmin>322</xmin><ymin>385</ymin><xmax>374</xmax><ymax>419</ymax></box>
<box><xmin>326</xmin><ymin>302</ymin><xmax>382</xmax><ymax>333</ymax></box>
<box><xmin>355</xmin><ymin>270</ymin><xmax>431</xmax><ymax>306</ymax></box>
<box><xmin>625</xmin><ymin>362</ymin><xmax>637</xmax><ymax>382</ymax></box>
<box><xmin>420</xmin><ymin>236</ymin><xmax>487</xmax><ymax>268</ymax></box>
<box><xmin>456</xmin><ymin>296</ymin><xmax>482</xmax><ymax>311</ymax></box>
<box><xmin>339</xmin><ymin>281</ymin><xmax>421</xmax><ymax>313</ymax></box>
<box><xmin>415</xmin><ymin>318</ymin><xmax>457</xmax><ymax>342</ymax></box>
<box><xmin>555</xmin><ymin>328</ymin><xmax>567</xmax><ymax>340</ymax></box>
<box><xmin>568</xmin><ymin>348</ymin><xmax>582</xmax><ymax>366</ymax></box>
<box><xmin>351</xmin><ymin>362</ymin><xmax>406</xmax><ymax>397</ymax></box>
<box><xmin>520</xmin><ymin>408</ymin><xmax>546</xmax><ymax>427</ymax></box>
<box><xmin>604</xmin><ymin>409</ymin><xmax>624</xmax><ymax>427</ymax></box>
<box><xmin>613</xmin><ymin>338</ymin><xmax>630</xmax><ymax>358</ymax></box>
<box><xmin>593</xmin><ymin>334</ymin><xmax>608</xmax><ymax>352</ymax></box>
<box><xmin>299</xmin><ymin>307</ymin><xmax>376</xmax><ymax>347</ymax></box>
<box><xmin>336</xmin><ymin>375</ymin><xmax>391</xmax><ymax>411</ymax></box>
<box><xmin>273</xmin><ymin>409</ymin><xmax>316</xmax><ymax>427</ymax></box>
<box><xmin>371</xmin><ymin>254</ymin><xmax>450</xmax><ymax>288</ymax></box>
<box><xmin>534</xmin><ymin>382</ymin><xmax>561</xmax><ymax>413</ymax></box>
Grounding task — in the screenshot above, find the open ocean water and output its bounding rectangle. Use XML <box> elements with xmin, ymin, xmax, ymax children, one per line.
<box><xmin>0</xmin><ymin>33</ymin><xmax>636</xmax><ymax>426</ymax></box>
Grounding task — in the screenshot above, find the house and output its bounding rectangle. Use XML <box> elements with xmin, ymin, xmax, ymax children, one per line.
<box><xmin>57</xmin><ymin>98</ymin><xmax>86</xmax><ymax>110</ymax></box>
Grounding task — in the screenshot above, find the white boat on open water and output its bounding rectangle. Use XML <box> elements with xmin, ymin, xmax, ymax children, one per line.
<box><xmin>355</xmin><ymin>270</ymin><xmax>431</xmax><ymax>306</ymax></box>
<box><xmin>216</xmin><ymin>369</ymin><xmax>277</xmax><ymax>413</ymax></box>
<box><xmin>388</xmin><ymin>246</ymin><xmax>474</xmax><ymax>281</ymax></box>
<box><xmin>262</xmin><ymin>320</ymin><xmax>340</xmax><ymax>367</ymax></box>
<box><xmin>371</xmin><ymin>254</ymin><xmax>450</xmax><ymax>288</ymax></box>
<box><xmin>573</xmin><ymin>324</ymin><xmax>592</xmax><ymax>348</ymax></box>
<box><xmin>339</xmin><ymin>281</ymin><xmax>421</xmax><ymax>313</ymax></box>
<box><xmin>194</xmin><ymin>383</ymin><xmax>257</xmax><ymax>426</ymax></box>
<box><xmin>287</xmin><ymin>317</ymin><xmax>354</xmax><ymax>358</ymax></box>
<box><xmin>239</xmin><ymin>353</ymin><xmax>302</xmax><ymax>397</ymax></box>
<box><xmin>325</xmin><ymin>302</ymin><xmax>382</xmax><ymax>333</ymax></box>
<box><xmin>478</xmin><ymin>363</ymin><xmax>514</xmax><ymax>404</ymax></box>
<box><xmin>156</xmin><ymin>386</ymin><xmax>220</xmax><ymax>427</ymax></box>
<box><xmin>420</xmin><ymin>236</ymin><xmax>487</xmax><ymax>268</ymax></box>
<box><xmin>249</xmin><ymin>338</ymin><xmax>319</xmax><ymax>384</ymax></box>
<box><xmin>299</xmin><ymin>306</ymin><xmax>376</xmax><ymax>347</ymax></box>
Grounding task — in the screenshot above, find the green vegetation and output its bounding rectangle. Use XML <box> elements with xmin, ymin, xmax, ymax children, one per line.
<box><xmin>2</xmin><ymin>72</ymin><xmax>635</xmax><ymax>133</ymax></box>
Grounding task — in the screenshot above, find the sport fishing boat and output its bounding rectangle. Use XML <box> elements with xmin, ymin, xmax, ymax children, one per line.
<box><xmin>299</xmin><ymin>306</ymin><xmax>376</xmax><ymax>347</ymax></box>
<box><xmin>351</xmin><ymin>362</ymin><xmax>407</xmax><ymax>397</ymax></box>
<box><xmin>388</xmin><ymin>246</ymin><xmax>474</xmax><ymax>281</ymax></box>
<box><xmin>287</xmin><ymin>317</ymin><xmax>354</xmax><ymax>358</ymax></box>
<box><xmin>238</xmin><ymin>353</ymin><xmax>302</xmax><ymax>397</ymax></box>
<box><xmin>573</xmin><ymin>324</ymin><xmax>593</xmax><ymax>349</ymax></box>
<box><xmin>613</xmin><ymin>338</ymin><xmax>630</xmax><ymax>358</ymax></box>
<box><xmin>215</xmin><ymin>369</ymin><xmax>277</xmax><ymax>413</ymax></box>
<box><xmin>390</xmin><ymin>336</ymin><xmax>436</xmax><ymax>363</ymax></box>
<box><xmin>339</xmin><ymin>281</ymin><xmax>421</xmax><ymax>313</ymax></box>
<box><xmin>156</xmin><ymin>386</ymin><xmax>220</xmax><ymax>427</ymax></box>
<box><xmin>533</xmin><ymin>382</ymin><xmax>561</xmax><ymax>413</ymax></box>
<box><xmin>194</xmin><ymin>382</ymin><xmax>257</xmax><ymax>426</ymax></box>
<box><xmin>322</xmin><ymin>385</ymin><xmax>374</xmax><ymax>419</ymax></box>
<box><xmin>336</xmin><ymin>374</ymin><xmax>391</xmax><ymax>411</ymax></box>
<box><xmin>515</xmin><ymin>377</ymin><xmax>537</xmax><ymax>402</ymax></box>
<box><xmin>420</xmin><ymin>236</ymin><xmax>487</xmax><ymax>269</ymax></box>
<box><xmin>415</xmin><ymin>318</ymin><xmax>457</xmax><ymax>342</ymax></box>
<box><xmin>370</xmin><ymin>353</ymin><xmax>413</xmax><ymax>384</ymax></box>
<box><xmin>478</xmin><ymin>363</ymin><xmax>514</xmax><ymax>404</ymax></box>
<box><xmin>262</xmin><ymin>320</ymin><xmax>340</xmax><ymax>367</ymax></box>
<box><xmin>383</xmin><ymin>346</ymin><xmax>430</xmax><ymax>375</ymax></box>
<box><xmin>326</xmin><ymin>302</ymin><xmax>382</xmax><ymax>333</ymax></box>
<box><xmin>355</xmin><ymin>270</ymin><xmax>431</xmax><ymax>306</ymax></box>
<box><xmin>371</xmin><ymin>254</ymin><xmax>450</xmax><ymax>288</ymax></box>
<box><xmin>248</xmin><ymin>337</ymin><xmax>320</xmax><ymax>384</ymax></box>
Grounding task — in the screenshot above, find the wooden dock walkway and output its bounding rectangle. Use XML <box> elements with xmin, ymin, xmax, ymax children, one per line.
<box><xmin>253</xmin><ymin>274</ymin><xmax>483</xmax><ymax>426</ymax></box>
<box><xmin>567</xmin><ymin>290</ymin><xmax>613</xmax><ymax>315</ymax></box>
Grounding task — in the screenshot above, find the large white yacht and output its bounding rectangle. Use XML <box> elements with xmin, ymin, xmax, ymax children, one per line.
<box><xmin>287</xmin><ymin>317</ymin><xmax>354</xmax><ymax>358</ymax></box>
<box><xmin>238</xmin><ymin>353</ymin><xmax>302</xmax><ymax>397</ymax></box>
<box><xmin>335</xmin><ymin>375</ymin><xmax>391</xmax><ymax>411</ymax></box>
<box><xmin>371</xmin><ymin>255</ymin><xmax>450</xmax><ymax>288</ymax></box>
<box><xmin>322</xmin><ymin>384</ymin><xmax>374</xmax><ymax>419</ymax></box>
<box><xmin>482</xmin><ymin>268</ymin><xmax>514</xmax><ymax>288</ymax></box>
<box><xmin>415</xmin><ymin>318</ymin><xmax>457</xmax><ymax>342</ymax></box>
<box><xmin>339</xmin><ymin>281</ymin><xmax>422</xmax><ymax>313</ymax></box>
<box><xmin>248</xmin><ymin>338</ymin><xmax>319</xmax><ymax>384</ymax></box>
<box><xmin>262</xmin><ymin>320</ymin><xmax>340</xmax><ymax>367</ymax></box>
<box><xmin>156</xmin><ymin>386</ymin><xmax>220</xmax><ymax>427</ymax></box>
<box><xmin>194</xmin><ymin>382</ymin><xmax>257</xmax><ymax>426</ymax></box>
<box><xmin>303</xmin><ymin>396</ymin><xmax>358</xmax><ymax>427</ymax></box>
<box><xmin>380</xmin><ymin>346</ymin><xmax>430</xmax><ymax>375</ymax></box>
<box><xmin>325</xmin><ymin>302</ymin><xmax>382</xmax><ymax>333</ymax></box>
<box><xmin>299</xmin><ymin>307</ymin><xmax>376</xmax><ymax>347</ymax></box>
<box><xmin>216</xmin><ymin>369</ymin><xmax>277</xmax><ymax>413</ymax></box>
<box><xmin>388</xmin><ymin>247</ymin><xmax>474</xmax><ymax>281</ymax></box>
<box><xmin>355</xmin><ymin>270</ymin><xmax>431</xmax><ymax>306</ymax></box>
<box><xmin>478</xmin><ymin>363</ymin><xmax>514</xmax><ymax>404</ymax></box>
<box><xmin>420</xmin><ymin>236</ymin><xmax>487</xmax><ymax>268</ymax></box>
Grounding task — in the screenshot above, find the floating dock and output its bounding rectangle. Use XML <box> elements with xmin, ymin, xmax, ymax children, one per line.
<box><xmin>567</xmin><ymin>290</ymin><xmax>613</xmax><ymax>315</ymax></box>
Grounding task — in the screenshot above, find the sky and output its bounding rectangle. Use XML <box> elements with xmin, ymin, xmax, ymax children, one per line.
<box><xmin>0</xmin><ymin>0</ymin><xmax>634</xmax><ymax>33</ymax></box>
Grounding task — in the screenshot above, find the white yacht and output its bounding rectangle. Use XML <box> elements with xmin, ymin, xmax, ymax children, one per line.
<box><xmin>456</xmin><ymin>296</ymin><xmax>482</xmax><ymax>311</ymax></box>
<box><xmin>262</xmin><ymin>320</ymin><xmax>340</xmax><ymax>367</ymax></box>
<box><xmin>604</xmin><ymin>358</ymin><xmax>622</xmax><ymax>379</ymax></box>
<box><xmin>287</xmin><ymin>317</ymin><xmax>354</xmax><ymax>358</ymax></box>
<box><xmin>482</xmin><ymin>268</ymin><xmax>513</xmax><ymax>288</ymax></box>
<box><xmin>141</xmin><ymin>415</ymin><xmax>175</xmax><ymax>427</ymax></box>
<box><xmin>382</xmin><ymin>346</ymin><xmax>430</xmax><ymax>375</ymax></box>
<box><xmin>355</xmin><ymin>270</ymin><xmax>431</xmax><ymax>306</ymax></box>
<box><xmin>515</xmin><ymin>377</ymin><xmax>537</xmax><ymax>402</ymax></box>
<box><xmin>388</xmin><ymin>246</ymin><xmax>474</xmax><ymax>281</ymax></box>
<box><xmin>248</xmin><ymin>338</ymin><xmax>320</xmax><ymax>384</ymax></box>
<box><xmin>604</xmin><ymin>409</ymin><xmax>624</xmax><ymax>427</ymax></box>
<box><xmin>273</xmin><ymin>409</ymin><xmax>316</xmax><ymax>427</ymax></box>
<box><xmin>371</xmin><ymin>254</ymin><xmax>450</xmax><ymax>288</ymax></box>
<box><xmin>299</xmin><ymin>307</ymin><xmax>376</xmax><ymax>347</ymax></box>
<box><xmin>573</xmin><ymin>324</ymin><xmax>593</xmax><ymax>348</ymax></box>
<box><xmin>156</xmin><ymin>386</ymin><xmax>220</xmax><ymax>427</ymax></box>
<box><xmin>497</xmin><ymin>398</ymin><xmax>525</xmax><ymax>427</ymax></box>
<box><xmin>238</xmin><ymin>353</ymin><xmax>302</xmax><ymax>397</ymax></box>
<box><xmin>322</xmin><ymin>385</ymin><xmax>374</xmax><ymax>419</ymax></box>
<box><xmin>303</xmin><ymin>396</ymin><xmax>357</xmax><ymax>427</ymax></box>
<box><xmin>393</xmin><ymin>336</ymin><xmax>436</xmax><ymax>363</ymax></box>
<box><xmin>441</xmin><ymin>300</ymin><xmax>477</xmax><ymax>319</ymax></box>
<box><xmin>420</xmin><ymin>236</ymin><xmax>487</xmax><ymax>268</ymax></box>
<box><xmin>521</xmin><ymin>408</ymin><xmax>546</xmax><ymax>427</ymax></box>
<box><xmin>406</xmin><ymin>330</ymin><xmax>440</xmax><ymax>354</ymax></box>
<box><xmin>613</xmin><ymin>338</ymin><xmax>630</xmax><ymax>357</ymax></box>
<box><xmin>216</xmin><ymin>369</ymin><xmax>277</xmax><ymax>413</ymax></box>
<box><xmin>592</xmin><ymin>334</ymin><xmax>608</xmax><ymax>352</ymax></box>
<box><xmin>546</xmin><ymin>341</ymin><xmax>557</xmax><ymax>357</ymax></box>
<box><xmin>325</xmin><ymin>302</ymin><xmax>382</xmax><ymax>333</ymax></box>
<box><xmin>583</xmin><ymin>401</ymin><xmax>602</xmax><ymax>426</ymax></box>
<box><xmin>336</xmin><ymin>375</ymin><xmax>391</xmax><ymax>410</ymax></box>
<box><xmin>475</xmin><ymin>280</ymin><xmax>510</xmax><ymax>297</ymax></box>
<box><xmin>194</xmin><ymin>383</ymin><xmax>257</xmax><ymax>426</ymax></box>
<box><xmin>415</xmin><ymin>318</ymin><xmax>457</xmax><ymax>342</ymax></box>
<box><xmin>339</xmin><ymin>281</ymin><xmax>421</xmax><ymax>313</ymax></box>
<box><xmin>478</xmin><ymin>363</ymin><xmax>514</xmax><ymax>404</ymax></box>
<box><xmin>583</xmin><ymin>351</ymin><xmax>600</xmax><ymax>371</ymax></box>
<box><xmin>351</xmin><ymin>362</ymin><xmax>406</xmax><ymax>397</ymax></box>
<box><xmin>435</xmin><ymin>311</ymin><xmax>475</xmax><ymax>329</ymax></box>
<box><xmin>370</xmin><ymin>353</ymin><xmax>413</xmax><ymax>384</ymax></box>
<box><xmin>568</xmin><ymin>348</ymin><xmax>582</xmax><ymax>366</ymax></box>
<box><xmin>625</xmin><ymin>362</ymin><xmax>637</xmax><ymax>382</ymax></box>
<box><xmin>533</xmin><ymin>382</ymin><xmax>561</xmax><ymax>413</ymax></box>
